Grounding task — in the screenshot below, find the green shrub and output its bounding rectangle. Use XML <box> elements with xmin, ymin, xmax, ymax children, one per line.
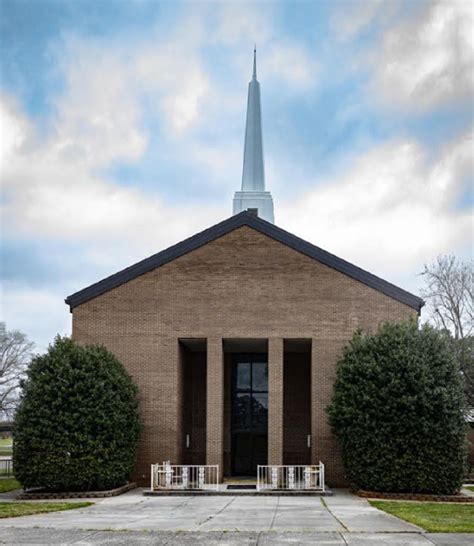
<box><xmin>327</xmin><ymin>321</ymin><xmax>466</xmax><ymax>494</ymax></box>
<box><xmin>13</xmin><ymin>336</ymin><xmax>140</xmax><ymax>491</ymax></box>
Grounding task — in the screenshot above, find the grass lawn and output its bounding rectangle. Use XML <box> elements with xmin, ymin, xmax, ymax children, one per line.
<box><xmin>0</xmin><ymin>501</ymin><xmax>93</xmax><ymax>519</ymax></box>
<box><xmin>370</xmin><ymin>500</ymin><xmax>474</xmax><ymax>532</ymax></box>
<box><xmin>0</xmin><ymin>438</ymin><xmax>12</xmax><ymax>456</ymax></box>
<box><xmin>0</xmin><ymin>479</ymin><xmax>21</xmax><ymax>493</ymax></box>
<box><xmin>464</xmin><ymin>486</ymin><xmax>474</xmax><ymax>492</ymax></box>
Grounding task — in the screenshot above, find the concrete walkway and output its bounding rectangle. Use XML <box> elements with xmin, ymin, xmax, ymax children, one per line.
<box><xmin>0</xmin><ymin>489</ymin><xmax>471</xmax><ymax>544</ymax></box>
<box><xmin>0</xmin><ymin>489</ymin><xmax>421</xmax><ymax>533</ymax></box>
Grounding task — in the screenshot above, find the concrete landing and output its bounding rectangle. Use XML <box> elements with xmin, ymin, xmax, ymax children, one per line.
<box><xmin>145</xmin><ymin>477</ymin><xmax>332</xmax><ymax>495</ymax></box>
<box><xmin>144</xmin><ymin>488</ymin><xmax>333</xmax><ymax>496</ymax></box>
<box><xmin>0</xmin><ymin>488</ymin><xmax>419</xmax><ymax>533</ymax></box>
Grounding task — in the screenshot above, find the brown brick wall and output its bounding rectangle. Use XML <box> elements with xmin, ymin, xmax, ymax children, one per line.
<box><xmin>312</xmin><ymin>338</ymin><xmax>348</xmax><ymax>485</ymax></box>
<box><xmin>268</xmin><ymin>338</ymin><xmax>284</xmax><ymax>465</ymax></box>
<box><xmin>206</xmin><ymin>338</ymin><xmax>224</xmax><ymax>479</ymax></box>
<box><xmin>72</xmin><ymin>225</ymin><xmax>417</xmax><ymax>486</ymax></box>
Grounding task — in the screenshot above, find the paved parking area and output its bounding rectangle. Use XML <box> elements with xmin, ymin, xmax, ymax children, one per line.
<box><xmin>0</xmin><ymin>489</ymin><xmax>472</xmax><ymax>544</ymax></box>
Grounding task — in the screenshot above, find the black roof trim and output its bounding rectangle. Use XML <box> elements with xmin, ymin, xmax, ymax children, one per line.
<box><xmin>65</xmin><ymin>211</ymin><xmax>424</xmax><ymax>312</ymax></box>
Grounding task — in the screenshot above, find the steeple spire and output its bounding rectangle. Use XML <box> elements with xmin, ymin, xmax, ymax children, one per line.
<box><xmin>253</xmin><ymin>45</ymin><xmax>257</xmax><ymax>79</ymax></box>
<box><xmin>233</xmin><ymin>48</ymin><xmax>275</xmax><ymax>223</ymax></box>
<box><xmin>241</xmin><ymin>46</ymin><xmax>265</xmax><ymax>192</ymax></box>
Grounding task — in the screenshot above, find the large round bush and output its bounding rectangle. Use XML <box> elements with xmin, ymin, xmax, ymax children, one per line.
<box><xmin>14</xmin><ymin>336</ymin><xmax>140</xmax><ymax>491</ymax></box>
<box><xmin>327</xmin><ymin>321</ymin><xmax>466</xmax><ymax>494</ymax></box>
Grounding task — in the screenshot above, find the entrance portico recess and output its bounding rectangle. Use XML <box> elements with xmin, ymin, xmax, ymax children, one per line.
<box><xmin>180</xmin><ymin>337</ymin><xmax>313</xmax><ymax>481</ymax></box>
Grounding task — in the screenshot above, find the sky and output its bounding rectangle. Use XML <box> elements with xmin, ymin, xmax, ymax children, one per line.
<box><xmin>0</xmin><ymin>0</ymin><xmax>473</xmax><ymax>352</ymax></box>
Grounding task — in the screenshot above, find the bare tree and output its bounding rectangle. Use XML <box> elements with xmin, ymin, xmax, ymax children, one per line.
<box><xmin>0</xmin><ymin>322</ymin><xmax>34</xmax><ymax>419</ymax></box>
<box><xmin>421</xmin><ymin>255</ymin><xmax>474</xmax><ymax>406</ymax></box>
<box><xmin>421</xmin><ymin>255</ymin><xmax>473</xmax><ymax>338</ymax></box>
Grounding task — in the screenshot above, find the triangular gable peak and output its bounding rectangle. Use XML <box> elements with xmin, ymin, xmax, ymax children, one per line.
<box><xmin>65</xmin><ymin>211</ymin><xmax>424</xmax><ymax>312</ymax></box>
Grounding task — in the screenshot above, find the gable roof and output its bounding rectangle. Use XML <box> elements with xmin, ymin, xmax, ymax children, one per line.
<box><xmin>65</xmin><ymin>211</ymin><xmax>424</xmax><ymax>312</ymax></box>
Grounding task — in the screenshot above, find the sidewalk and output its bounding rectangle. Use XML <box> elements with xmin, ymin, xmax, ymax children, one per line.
<box><xmin>0</xmin><ymin>488</ymin><xmax>420</xmax><ymax>533</ymax></box>
<box><xmin>0</xmin><ymin>488</ymin><xmax>471</xmax><ymax>544</ymax></box>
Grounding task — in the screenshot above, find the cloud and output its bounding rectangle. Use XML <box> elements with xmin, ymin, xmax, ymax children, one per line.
<box><xmin>1</xmin><ymin>3</ymin><xmax>318</xmax><ymax>252</ymax></box>
<box><xmin>190</xmin><ymin>140</ymin><xmax>242</xmax><ymax>189</ymax></box>
<box><xmin>55</xmin><ymin>41</ymin><xmax>148</xmax><ymax>166</ymax></box>
<box><xmin>265</xmin><ymin>43</ymin><xmax>318</xmax><ymax>90</ymax></box>
<box><xmin>213</xmin><ymin>3</ymin><xmax>274</xmax><ymax>46</ymax></box>
<box><xmin>0</xmin><ymin>90</ymin><xmax>223</xmax><ymax>271</ymax></box>
<box><xmin>0</xmin><ymin>96</ymin><xmax>31</xmax><ymax>170</ymax></box>
<box><xmin>333</xmin><ymin>0</ymin><xmax>390</xmax><ymax>40</ymax></box>
<box><xmin>133</xmin><ymin>38</ymin><xmax>210</xmax><ymax>134</ymax></box>
<box><xmin>279</xmin><ymin>130</ymin><xmax>473</xmax><ymax>281</ymax></box>
<box><xmin>56</xmin><ymin>32</ymin><xmax>211</xmax><ymax>146</ymax></box>
<box><xmin>0</xmin><ymin>282</ymin><xmax>70</xmax><ymax>353</ymax></box>
<box><xmin>211</xmin><ymin>3</ymin><xmax>317</xmax><ymax>91</ymax></box>
<box><xmin>371</xmin><ymin>0</ymin><xmax>474</xmax><ymax>111</ymax></box>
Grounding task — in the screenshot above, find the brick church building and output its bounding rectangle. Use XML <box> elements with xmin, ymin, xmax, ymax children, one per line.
<box><xmin>66</xmin><ymin>51</ymin><xmax>423</xmax><ymax>486</ymax></box>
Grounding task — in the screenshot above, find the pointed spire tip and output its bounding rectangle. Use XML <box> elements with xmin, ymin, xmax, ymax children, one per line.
<box><xmin>252</xmin><ymin>45</ymin><xmax>257</xmax><ymax>79</ymax></box>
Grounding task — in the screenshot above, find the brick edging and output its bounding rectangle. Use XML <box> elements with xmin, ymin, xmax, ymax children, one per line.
<box><xmin>16</xmin><ymin>482</ymin><xmax>137</xmax><ymax>500</ymax></box>
<box><xmin>357</xmin><ymin>489</ymin><xmax>474</xmax><ymax>503</ymax></box>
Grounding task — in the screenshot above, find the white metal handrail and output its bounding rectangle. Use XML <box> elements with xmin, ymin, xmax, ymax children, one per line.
<box><xmin>257</xmin><ymin>463</ymin><xmax>325</xmax><ymax>491</ymax></box>
<box><xmin>150</xmin><ymin>462</ymin><xmax>219</xmax><ymax>491</ymax></box>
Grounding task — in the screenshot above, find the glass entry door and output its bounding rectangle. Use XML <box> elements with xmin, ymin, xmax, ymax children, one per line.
<box><xmin>231</xmin><ymin>355</ymin><xmax>268</xmax><ymax>476</ymax></box>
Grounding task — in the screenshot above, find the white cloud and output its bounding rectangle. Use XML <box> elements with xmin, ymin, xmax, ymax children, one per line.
<box><xmin>56</xmin><ymin>33</ymin><xmax>211</xmax><ymax>147</ymax></box>
<box><xmin>0</xmin><ymin>96</ymin><xmax>32</xmax><ymax>171</ymax></box>
<box><xmin>213</xmin><ymin>3</ymin><xmax>273</xmax><ymax>46</ymax></box>
<box><xmin>279</xmin><ymin>131</ymin><xmax>473</xmax><ymax>282</ymax></box>
<box><xmin>134</xmin><ymin>40</ymin><xmax>210</xmax><ymax>134</ymax></box>
<box><xmin>372</xmin><ymin>0</ymin><xmax>474</xmax><ymax>110</ymax></box>
<box><xmin>0</xmin><ymin>92</ymin><xmax>222</xmax><ymax>255</ymax></box>
<box><xmin>190</xmin><ymin>140</ymin><xmax>242</xmax><ymax>190</ymax></box>
<box><xmin>0</xmin><ymin>4</ymin><xmax>318</xmax><ymax>254</ymax></box>
<box><xmin>333</xmin><ymin>0</ymin><xmax>389</xmax><ymax>40</ymax></box>
<box><xmin>54</xmin><ymin>41</ymin><xmax>148</xmax><ymax>166</ymax></box>
<box><xmin>212</xmin><ymin>3</ymin><xmax>317</xmax><ymax>91</ymax></box>
<box><xmin>265</xmin><ymin>43</ymin><xmax>318</xmax><ymax>90</ymax></box>
<box><xmin>0</xmin><ymin>282</ymin><xmax>70</xmax><ymax>353</ymax></box>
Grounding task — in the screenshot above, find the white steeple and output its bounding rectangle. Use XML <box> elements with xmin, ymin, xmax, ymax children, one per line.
<box><xmin>233</xmin><ymin>47</ymin><xmax>275</xmax><ymax>223</ymax></box>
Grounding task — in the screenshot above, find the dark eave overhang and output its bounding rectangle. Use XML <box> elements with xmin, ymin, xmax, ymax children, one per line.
<box><xmin>65</xmin><ymin>211</ymin><xmax>424</xmax><ymax>312</ymax></box>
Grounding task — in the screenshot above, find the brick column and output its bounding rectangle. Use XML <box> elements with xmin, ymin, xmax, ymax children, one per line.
<box><xmin>311</xmin><ymin>338</ymin><xmax>346</xmax><ymax>486</ymax></box>
<box><xmin>206</xmin><ymin>338</ymin><xmax>224</xmax><ymax>480</ymax></box>
<box><xmin>268</xmin><ymin>337</ymin><xmax>284</xmax><ymax>465</ymax></box>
